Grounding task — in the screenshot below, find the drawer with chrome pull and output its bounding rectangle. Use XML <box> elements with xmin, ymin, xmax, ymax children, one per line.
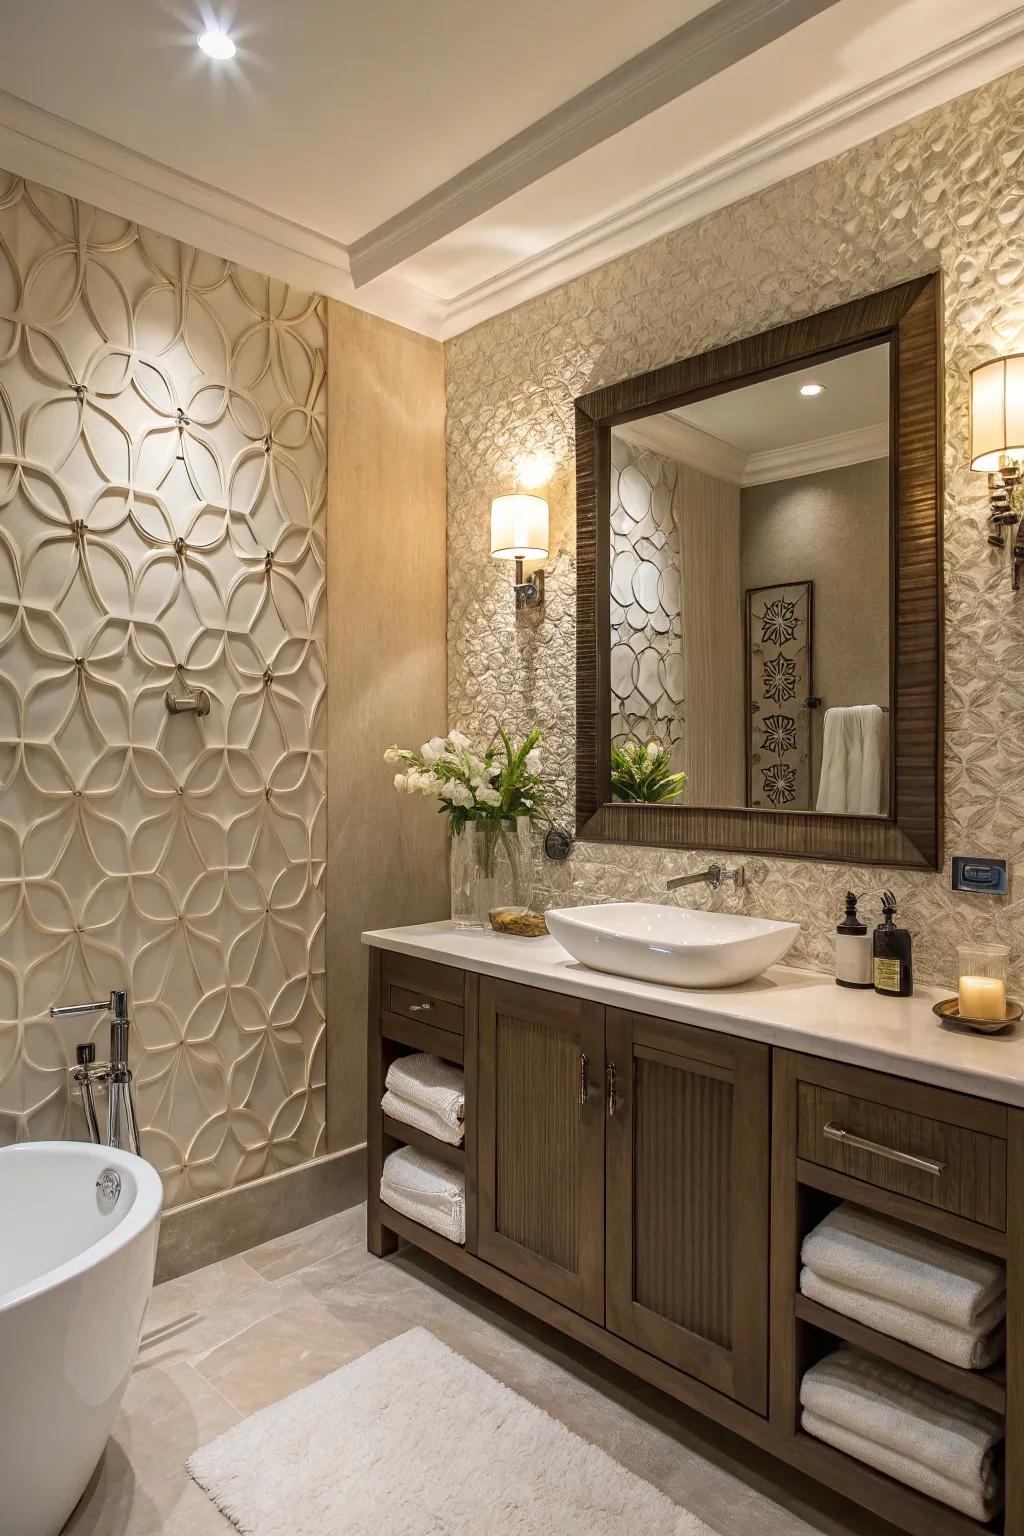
<box><xmin>382</xmin><ymin>952</ymin><xmax>465</xmax><ymax>1035</ymax></box>
<box><xmin>797</xmin><ymin>1079</ymin><xmax>1007</xmax><ymax>1230</ymax></box>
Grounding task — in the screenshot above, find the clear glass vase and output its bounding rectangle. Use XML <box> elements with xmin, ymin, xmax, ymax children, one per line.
<box><xmin>450</xmin><ymin>818</ymin><xmax>533</xmax><ymax>930</ymax></box>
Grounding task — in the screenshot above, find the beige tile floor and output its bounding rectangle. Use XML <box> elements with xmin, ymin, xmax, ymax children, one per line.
<box><xmin>64</xmin><ymin>1205</ymin><xmax>894</xmax><ymax>1536</ymax></box>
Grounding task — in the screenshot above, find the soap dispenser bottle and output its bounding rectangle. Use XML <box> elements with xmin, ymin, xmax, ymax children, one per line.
<box><xmin>835</xmin><ymin>892</ymin><xmax>872</xmax><ymax>989</ymax></box>
<box><xmin>872</xmin><ymin>890</ymin><xmax>914</xmax><ymax>998</ymax></box>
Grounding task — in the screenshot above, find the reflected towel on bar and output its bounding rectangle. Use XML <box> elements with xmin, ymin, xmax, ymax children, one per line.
<box><xmin>801</xmin><ymin>1203</ymin><xmax>1006</xmax><ymax>1330</ymax></box>
<box><xmin>380</xmin><ymin>1144</ymin><xmax>465</xmax><ymax>1245</ymax></box>
<box><xmin>381</xmin><ymin>1087</ymin><xmax>464</xmax><ymax>1146</ymax></box>
<box><xmin>384</xmin><ymin>1054</ymin><xmax>464</xmax><ymax>1133</ymax></box>
<box><xmin>815</xmin><ymin>705</ymin><xmax>885</xmax><ymax>814</ymax></box>
<box><xmin>800</xmin><ymin>1348</ymin><xmax>1004</xmax><ymax>1511</ymax></box>
<box><xmin>800</xmin><ymin>1267</ymin><xmax>1005</xmax><ymax>1369</ymax></box>
<box><xmin>801</xmin><ymin>1410</ymin><xmax>1002</xmax><ymax>1521</ymax></box>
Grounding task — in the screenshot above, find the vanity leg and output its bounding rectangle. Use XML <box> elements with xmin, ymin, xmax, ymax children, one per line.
<box><xmin>1005</xmin><ymin>1109</ymin><xmax>1023</xmax><ymax>1531</ymax></box>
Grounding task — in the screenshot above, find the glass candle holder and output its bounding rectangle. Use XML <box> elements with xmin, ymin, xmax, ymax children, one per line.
<box><xmin>957</xmin><ymin>943</ymin><xmax>1009</xmax><ymax>1021</ymax></box>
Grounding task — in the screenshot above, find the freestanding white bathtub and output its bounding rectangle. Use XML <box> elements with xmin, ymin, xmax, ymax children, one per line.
<box><xmin>0</xmin><ymin>1141</ymin><xmax>163</xmax><ymax>1536</ymax></box>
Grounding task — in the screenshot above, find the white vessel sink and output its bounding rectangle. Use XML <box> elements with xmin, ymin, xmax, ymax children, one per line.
<box><xmin>545</xmin><ymin>902</ymin><xmax>800</xmax><ymax>989</ymax></box>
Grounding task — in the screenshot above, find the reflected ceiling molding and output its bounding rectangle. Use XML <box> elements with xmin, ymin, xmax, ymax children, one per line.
<box><xmin>615</xmin><ymin>414</ymin><xmax>747</xmax><ymax>484</ymax></box>
<box><xmin>347</xmin><ymin>0</ymin><xmax>842</xmax><ymax>286</ymax></box>
<box><xmin>615</xmin><ymin>416</ymin><xmax>889</xmax><ymax>487</ymax></box>
<box><xmin>742</xmin><ymin>422</ymin><xmax>890</xmax><ymax>486</ymax></box>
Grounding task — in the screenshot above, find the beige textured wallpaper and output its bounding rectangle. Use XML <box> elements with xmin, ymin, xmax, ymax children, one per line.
<box><xmin>0</xmin><ymin>172</ymin><xmax>327</xmax><ymax>1204</ymax></box>
<box><xmin>445</xmin><ymin>67</ymin><xmax>1024</xmax><ymax>996</ymax></box>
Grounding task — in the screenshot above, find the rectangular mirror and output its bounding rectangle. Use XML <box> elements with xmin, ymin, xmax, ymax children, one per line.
<box><xmin>576</xmin><ymin>276</ymin><xmax>942</xmax><ymax>868</ymax></box>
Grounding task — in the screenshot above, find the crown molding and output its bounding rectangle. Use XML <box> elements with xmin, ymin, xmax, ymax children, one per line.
<box><xmin>615</xmin><ymin>416</ymin><xmax>888</xmax><ymax>486</ymax></box>
<box><xmin>347</xmin><ymin>0</ymin><xmax>840</xmax><ymax>286</ymax></box>
<box><xmin>1</xmin><ymin>8</ymin><xmax>1022</xmax><ymax>344</ymax></box>
<box><xmin>615</xmin><ymin>414</ymin><xmax>747</xmax><ymax>483</ymax></box>
<box><xmin>438</xmin><ymin>9</ymin><xmax>1024</xmax><ymax>338</ymax></box>
<box><xmin>0</xmin><ymin>90</ymin><xmax>446</xmax><ymax>338</ymax></box>
<box><xmin>741</xmin><ymin>422</ymin><xmax>889</xmax><ymax>485</ymax></box>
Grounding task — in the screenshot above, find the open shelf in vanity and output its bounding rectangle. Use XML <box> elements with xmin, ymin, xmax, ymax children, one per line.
<box><xmin>364</xmin><ymin>928</ymin><xmax>1024</xmax><ymax>1536</ymax></box>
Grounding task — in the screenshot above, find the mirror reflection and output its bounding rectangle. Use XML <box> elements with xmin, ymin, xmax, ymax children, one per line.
<box><xmin>609</xmin><ymin>343</ymin><xmax>891</xmax><ymax>816</ymax></box>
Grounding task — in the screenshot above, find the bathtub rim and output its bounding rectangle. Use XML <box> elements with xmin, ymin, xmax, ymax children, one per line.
<box><xmin>0</xmin><ymin>1141</ymin><xmax>164</xmax><ymax>1316</ymax></box>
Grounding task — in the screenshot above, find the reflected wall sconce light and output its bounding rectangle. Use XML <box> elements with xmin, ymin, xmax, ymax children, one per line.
<box><xmin>491</xmin><ymin>493</ymin><xmax>548</xmax><ymax>609</ymax></box>
<box><xmin>970</xmin><ymin>354</ymin><xmax>1024</xmax><ymax>589</ymax></box>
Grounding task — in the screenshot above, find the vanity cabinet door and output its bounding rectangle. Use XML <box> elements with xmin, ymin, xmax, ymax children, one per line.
<box><xmin>605</xmin><ymin>1010</ymin><xmax>771</xmax><ymax>1412</ymax></box>
<box><xmin>476</xmin><ymin>977</ymin><xmax>605</xmax><ymax>1323</ymax></box>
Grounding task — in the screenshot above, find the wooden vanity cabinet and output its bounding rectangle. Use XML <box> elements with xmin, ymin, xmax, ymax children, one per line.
<box><xmin>368</xmin><ymin>949</ymin><xmax>1022</xmax><ymax>1536</ymax></box>
<box><xmin>476</xmin><ymin>977</ymin><xmax>606</xmax><ymax>1322</ymax></box>
<box><xmin>604</xmin><ymin>1009</ymin><xmax>770</xmax><ymax>1411</ymax></box>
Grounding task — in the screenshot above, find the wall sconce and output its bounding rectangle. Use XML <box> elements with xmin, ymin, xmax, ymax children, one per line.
<box><xmin>490</xmin><ymin>493</ymin><xmax>548</xmax><ymax>609</ymax></box>
<box><xmin>970</xmin><ymin>354</ymin><xmax>1024</xmax><ymax>588</ymax></box>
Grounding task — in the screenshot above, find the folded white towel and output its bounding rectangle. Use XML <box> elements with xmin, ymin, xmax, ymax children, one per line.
<box><xmin>800</xmin><ymin>1348</ymin><xmax>1004</xmax><ymax>1494</ymax></box>
<box><xmin>800</xmin><ymin>1267</ymin><xmax>1005</xmax><ymax>1370</ymax></box>
<box><xmin>801</xmin><ymin>1410</ymin><xmax>1001</xmax><ymax>1521</ymax></box>
<box><xmin>384</xmin><ymin>1054</ymin><xmax>464</xmax><ymax>1133</ymax></box>
<box><xmin>381</xmin><ymin>1087</ymin><xmax>465</xmax><ymax>1147</ymax></box>
<box><xmin>815</xmin><ymin>705</ymin><xmax>885</xmax><ymax>815</ymax></box>
<box><xmin>801</xmin><ymin>1203</ymin><xmax>1006</xmax><ymax>1330</ymax></box>
<box><xmin>380</xmin><ymin>1145</ymin><xmax>465</xmax><ymax>1245</ymax></box>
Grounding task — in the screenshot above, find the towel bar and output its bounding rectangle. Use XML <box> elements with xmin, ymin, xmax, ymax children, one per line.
<box><xmin>823</xmin><ymin>1122</ymin><xmax>944</xmax><ymax>1177</ymax></box>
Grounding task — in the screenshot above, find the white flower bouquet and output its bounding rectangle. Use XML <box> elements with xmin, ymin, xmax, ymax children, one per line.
<box><xmin>385</xmin><ymin>724</ymin><xmax>547</xmax><ymax>834</ymax></box>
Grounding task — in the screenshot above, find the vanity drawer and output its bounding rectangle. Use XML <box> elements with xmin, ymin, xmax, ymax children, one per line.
<box><xmin>382</xmin><ymin>952</ymin><xmax>465</xmax><ymax>1034</ymax></box>
<box><xmin>796</xmin><ymin>1073</ymin><xmax>1007</xmax><ymax>1231</ymax></box>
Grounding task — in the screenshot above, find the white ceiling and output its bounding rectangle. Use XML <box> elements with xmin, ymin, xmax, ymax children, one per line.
<box><xmin>0</xmin><ymin>0</ymin><xmax>1022</xmax><ymax>337</ymax></box>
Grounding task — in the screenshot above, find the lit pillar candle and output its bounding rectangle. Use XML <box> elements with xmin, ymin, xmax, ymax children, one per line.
<box><xmin>958</xmin><ymin>974</ymin><xmax>1006</xmax><ymax>1021</ymax></box>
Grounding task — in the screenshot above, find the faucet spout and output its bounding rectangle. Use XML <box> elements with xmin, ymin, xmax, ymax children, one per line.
<box><xmin>667</xmin><ymin>862</ymin><xmax>745</xmax><ymax>893</ymax></box>
<box><xmin>50</xmin><ymin>989</ymin><xmax>141</xmax><ymax>1156</ymax></box>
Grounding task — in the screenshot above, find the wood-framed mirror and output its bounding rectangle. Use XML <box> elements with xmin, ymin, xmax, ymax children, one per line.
<box><xmin>574</xmin><ymin>274</ymin><xmax>943</xmax><ymax>869</ymax></box>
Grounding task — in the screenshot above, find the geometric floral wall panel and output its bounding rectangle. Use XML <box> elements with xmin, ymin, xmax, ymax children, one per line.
<box><xmin>0</xmin><ymin>171</ymin><xmax>326</xmax><ymax>1205</ymax></box>
<box><xmin>445</xmin><ymin>68</ymin><xmax>1024</xmax><ymax>999</ymax></box>
<box><xmin>746</xmin><ymin>582</ymin><xmax>812</xmax><ymax>811</ymax></box>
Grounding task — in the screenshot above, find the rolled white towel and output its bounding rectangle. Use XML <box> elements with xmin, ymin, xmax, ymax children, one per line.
<box><xmin>380</xmin><ymin>1144</ymin><xmax>465</xmax><ymax>1245</ymax></box>
<box><xmin>801</xmin><ymin>1410</ymin><xmax>1002</xmax><ymax>1522</ymax></box>
<box><xmin>381</xmin><ymin>1087</ymin><xmax>465</xmax><ymax>1147</ymax></box>
<box><xmin>801</xmin><ymin>1203</ymin><xmax>1006</xmax><ymax>1330</ymax></box>
<box><xmin>384</xmin><ymin>1053</ymin><xmax>464</xmax><ymax>1134</ymax></box>
<box><xmin>800</xmin><ymin>1266</ymin><xmax>1005</xmax><ymax>1370</ymax></box>
<box><xmin>800</xmin><ymin>1348</ymin><xmax>1004</xmax><ymax>1493</ymax></box>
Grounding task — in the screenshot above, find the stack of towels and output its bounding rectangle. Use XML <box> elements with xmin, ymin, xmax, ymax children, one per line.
<box><xmin>801</xmin><ymin>1203</ymin><xmax>1006</xmax><ymax>1369</ymax></box>
<box><xmin>801</xmin><ymin>1347</ymin><xmax>1004</xmax><ymax>1520</ymax></box>
<box><xmin>380</xmin><ymin>1145</ymin><xmax>466</xmax><ymax>1245</ymax></box>
<box><xmin>381</xmin><ymin>1053</ymin><xmax>465</xmax><ymax>1147</ymax></box>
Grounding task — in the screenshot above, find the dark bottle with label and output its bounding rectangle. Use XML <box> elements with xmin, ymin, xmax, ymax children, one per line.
<box><xmin>872</xmin><ymin>890</ymin><xmax>913</xmax><ymax>998</ymax></box>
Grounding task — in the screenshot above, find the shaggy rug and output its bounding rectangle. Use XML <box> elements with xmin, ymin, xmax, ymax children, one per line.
<box><xmin>188</xmin><ymin>1326</ymin><xmax>713</xmax><ymax>1534</ymax></box>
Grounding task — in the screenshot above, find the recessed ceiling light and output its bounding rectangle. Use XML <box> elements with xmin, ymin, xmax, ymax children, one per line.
<box><xmin>800</xmin><ymin>382</ymin><xmax>826</xmax><ymax>397</ymax></box>
<box><xmin>197</xmin><ymin>28</ymin><xmax>235</xmax><ymax>59</ymax></box>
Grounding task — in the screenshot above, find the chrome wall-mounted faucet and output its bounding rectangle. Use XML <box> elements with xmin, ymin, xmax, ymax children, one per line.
<box><xmin>50</xmin><ymin>989</ymin><xmax>141</xmax><ymax>1155</ymax></box>
<box><xmin>667</xmin><ymin>863</ymin><xmax>746</xmax><ymax>893</ymax></box>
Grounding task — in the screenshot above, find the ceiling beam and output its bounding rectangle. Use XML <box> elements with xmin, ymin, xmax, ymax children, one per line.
<box><xmin>347</xmin><ymin>0</ymin><xmax>843</xmax><ymax>286</ymax></box>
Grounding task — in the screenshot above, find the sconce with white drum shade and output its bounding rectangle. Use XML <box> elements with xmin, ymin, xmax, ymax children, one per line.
<box><xmin>490</xmin><ymin>493</ymin><xmax>549</xmax><ymax>609</ymax></box>
<box><xmin>970</xmin><ymin>354</ymin><xmax>1024</xmax><ymax>588</ymax></box>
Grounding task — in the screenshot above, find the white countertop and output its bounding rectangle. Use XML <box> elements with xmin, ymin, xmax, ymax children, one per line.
<box><xmin>363</xmin><ymin>921</ymin><xmax>1024</xmax><ymax>1108</ymax></box>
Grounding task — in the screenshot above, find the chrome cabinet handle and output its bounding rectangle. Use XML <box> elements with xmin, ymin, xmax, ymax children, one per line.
<box><xmin>607</xmin><ymin>1061</ymin><xmax>617</xmax><ymax>1117</ymax></box>
<box><xmin>407</xmin><ymin>1001</ymin><xmax>433</xmax><ymax>1013</ymax></box>
<box><xmin>579</xmin><ymin>1052</ymin><xmax>589</xmax><ymax>1106</ymax></box>
<box><xmin>823</xmin><ymin>1121</ymin><xmax>944</xmax><ymax>1177</ymax></box>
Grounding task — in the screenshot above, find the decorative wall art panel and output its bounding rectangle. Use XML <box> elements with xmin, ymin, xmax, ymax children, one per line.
<box><xmin>746</xmin><ymin>583</ymin><xmax>812</xmax><ymax>811</ymax></box>
<box><xmin>444</xmin><ymin>68</ymin><xmax>1024</xmax><ymax>996</ymax></box>
<box><xmin>0</xmin><ymin>172</ymin><xmax>327</xmax><ymax>1205</ymax></box>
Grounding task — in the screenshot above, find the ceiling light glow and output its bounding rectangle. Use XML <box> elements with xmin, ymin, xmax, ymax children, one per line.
<box><xmin>198</xmin><ymin>28</ymin><xmax>236</xmax><ymax>59</ymax></box>
<box><xmin>800</xmin><ymin>382</ymin><xmax>826</xmax><ymax>397</ymax></box>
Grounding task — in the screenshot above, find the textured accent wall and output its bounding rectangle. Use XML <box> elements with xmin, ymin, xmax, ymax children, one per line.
<box><xmin>445</xmin><ymin>68</ymin><xmax>1024</xmax><ymax>995</ymax></box>
<box><xmin>0</xmin><ymin>172</ymin><xmax>327</xmax><ymax>1205</ymax></box>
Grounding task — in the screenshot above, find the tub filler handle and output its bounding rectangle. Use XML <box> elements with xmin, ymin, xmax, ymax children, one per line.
<box><xmin>51</xmin><ymin>990</ymin><xmax>141</xmax><ymax>1157</ymax></box>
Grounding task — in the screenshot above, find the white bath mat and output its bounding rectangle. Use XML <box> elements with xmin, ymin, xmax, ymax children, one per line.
<box><xmin>188</xmin><ymin>1326</ymin><xmax>712</xmax><ymax>1535</ymax></box>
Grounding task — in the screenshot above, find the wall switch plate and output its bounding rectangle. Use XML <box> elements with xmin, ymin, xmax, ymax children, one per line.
<box><xmin>951</xmin><ymin>855</ymin><xmax>1008</xmax><ymax>895</ymax></box>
